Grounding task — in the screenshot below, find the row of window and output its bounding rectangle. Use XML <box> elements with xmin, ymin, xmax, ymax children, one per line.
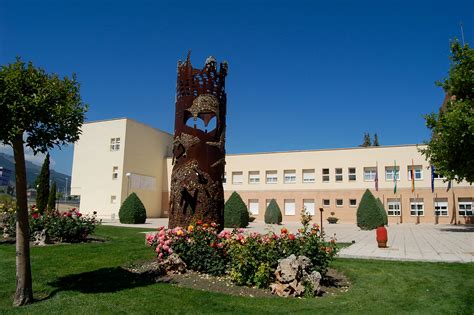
<box><xmin>246</xmin><ymin>198</ymin><xmax>473</xmax><ymax>217</ymax></box>
<box><xmin>226</xmin><ymin>166</ymin><xmax>438</xmax><ymax>185</ymax></box>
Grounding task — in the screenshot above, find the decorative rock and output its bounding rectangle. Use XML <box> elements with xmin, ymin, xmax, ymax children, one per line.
<box><xmin>161</xmin><ymin>253</ymin><xmax>187</xmax><ymax>274</ymax></box>
<box><xmin>271</xmin><ymin>254</ymin><xmax>321</xmax><ymax>297</ymax></box>
<box><xmin>33</xmin><ymin>229</ymin><xmax>47</xmax><ymax>246</ymax></box>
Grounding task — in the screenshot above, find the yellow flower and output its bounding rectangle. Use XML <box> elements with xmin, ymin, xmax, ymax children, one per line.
<box><xmin>187</xmin><ymin>225</ymin><xmax>194</xmax><ymax>233</ymax></box>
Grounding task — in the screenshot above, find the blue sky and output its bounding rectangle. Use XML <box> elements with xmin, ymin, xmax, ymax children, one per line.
<box><xmin>1</xmin><ymin>0</ymin><xmax>473</xmax><ymax>175</ymax></box>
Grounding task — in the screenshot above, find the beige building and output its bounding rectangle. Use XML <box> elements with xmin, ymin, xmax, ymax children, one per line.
<box><xmin>72</xmin><ymin>118</ymin><xmax>473</xmax><ymax>224</ymax></box>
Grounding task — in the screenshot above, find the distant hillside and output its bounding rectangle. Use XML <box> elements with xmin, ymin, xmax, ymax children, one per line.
<box><xmin>0</xmin><ymin>153</ymin><xmax>71</xmax><ymax>193</ymax></box>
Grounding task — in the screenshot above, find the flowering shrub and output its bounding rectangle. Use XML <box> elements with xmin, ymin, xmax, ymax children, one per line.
<box><xmin>1</xmin><ymin>205</ymin><xmax>100</xmax><ymax>243</ymax></box>
<box><xmin>146</xmin><ymin>222</ymin><xmax>338</xmax><ymax>289</ymax></box>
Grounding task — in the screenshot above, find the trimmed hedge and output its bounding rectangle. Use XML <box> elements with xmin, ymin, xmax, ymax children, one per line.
<box><xmin>376</xmin><ymin>197</ymin><xmax>388</xmax><ymax>226</ymax></box>
<box><xmin>264</xmin><ymin>199</ymin><xmax>282</xmax><ymax>224</ymax></box>
<box><xmin>224</xmin><ymin>192</ymin><xmax>249</xmax><ymax>228</ymax></box>
<box><xmin>119</xmin><ymin>192</ymin><xmax>147</xmax><ymax>224</ymax></box>
<box><xmin>356</xmin><ymin>189</ymin><xmax>385</xmax><ymax>230</ymax></box>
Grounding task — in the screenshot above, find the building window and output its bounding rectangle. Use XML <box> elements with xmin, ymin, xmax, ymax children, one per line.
<box><xmin>284</xmin><ymin>199</ymin><xmax>296</xmax><ymax>215</ymax></box>
<box><xmin>112</xmin><ymin>166</ymin><xmax>119</xmax><ymax>180</ymax></box>
<box><xmin>323</xmin><ymin>199</ymin><xmax>330</xmax><ymax>207</ymax></box>
<box><xmin>302</xmin><ymin>169</ymin><xmax>315</xmax><ymax>183</ymax></box>
<box><xmin>336</xmin><ymin>199</ymin><xmax>343</xmax><ymax>207</ymax></box>
<box><xmin>110</xmin><ymin>138</ymin><xmax>121</xmax><ymax>151</ymax></box>
<box><xmin>458</xmin><ymin>198</ymin><xmax>473</xmax><ymax>216</ymax></box>
<box><xmin>322</xmin><ymin>168</ymin><xmax>330</xmax><ymax>182</ymax></box>
<box><xmin>248</xmin><ymin>171</ymin><xmax>260</xmax><ymax>184</ymax></box>
<box><xmin>408</xmin><ymin>165</ymin><xmax>423</xmax><ymax>180</ymax></box>
<box><xmin>385</xmin><ymin>166</ymin><xmax>400</xmax><ymax>181</ymax></box>
<box><xmin>223</xmin><ymin>172</ymin><xmax>226</xmax><ymax>184</ymax></box>
<box><xmin>284</xmin><ymin>170</ymin><xmax>296</xmax><ymax>184</ymax></box>
<box><xmin>434</xmin><ymin>198</ymin><xmax>448</xmax><ymax>216</ymax></box>
<box><xmin>335</xmin><ymin>168</ymin><xmax>343</xmax><ymax>182</ymax></box>
<box><xmin>364</xmin><ymin>167</ymin><xmax>376</xmax><ymax>181</ymax></box>
<box><xmin>387</xmin><ymin>198</ymin><xmax>401</xmax><ymax>216</ymax></box>
<box><xmin>232</xmin><ymin>172</ymin><xmax>243</xmax><ymax>185</ymax></box>
<box><xmin>348</xmin><ymin>168</ymin><xmax>356</xmax><ymax>181</ymax></box>
<box><xmin>266</xmin><ymin>171</ymin><xmax>278</xmax><ymax>184</ymax></box>
<box><xmin>303</xmin><ymin>199</ymin><xmax>315</xmax><ymax>215</ymax></box>
<box><xmin>111</xmin><ymin>195</ymin><xmax>117</xmax><ymax>204</ymax></box>
<box><xmin>249</xmin><ymin>199</ymin><xmax>259</xmax><ymax>215</ymax></box>
<box><xmin>349</xmin><ymin>199</ymin><xmax>357</xmax><ymax>207</ymax></box>
<box><xmin>410</xmin><ymin>198</ymin><xmax>424</xmax><ymax>216</ymax></box>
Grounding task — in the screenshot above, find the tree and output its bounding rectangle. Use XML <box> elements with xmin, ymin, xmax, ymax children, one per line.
<box><xmin>47</xmin><ymin>181</ymin><xmax>57</xmax><ymax>212</ymax></box>
<box><xmin>373</xmin><ymin>133</ymin><xmax>380</xmax><ymax>146</ymax></box>
<box><xmin>264</xmin><ymin>199</ymin><xmax>282</xmax><ymax>224</ymax></box>
<box><xmin>0</xmin><ymin>58</ymin><xmax>87</xmax><ymax>306</ymax></box>
<box><xmin>224</xmin><ymin>191</ymin><xmax>249</xmax><ymax>228</ymax></box>
<box><xmin>36</xmin><ymin>154</ymin><xmax>50</xmax><ymax>213</ymax></box>
<box><xmin>119</xmin><ymin>192</ymin><xmax>147</xmax><ymax>224</ymax></box>
<box><xmin>360</xmin><ymin>133</ymin><xmax>371</xmax><ymax>147</ymax></box>
<box><xmin>420</xmin><ymin>40</ymin><xmax>474</xmax><ymax>183</ymax></box>
<box><xmin>356</xmin><ymin>189</ymin><xmax>386</xmax><ymax>230</ymax></box>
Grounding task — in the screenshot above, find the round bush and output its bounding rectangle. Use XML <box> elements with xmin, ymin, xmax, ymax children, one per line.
<box><xmin>224</xmin><ymin>191</ymin><xmax>249</xmax><ymax>228</ymax></box>
<box><xmin>356</xmin><ymin>189</ymin><xmax>385</xmax><ymax>230</ymax></box>
<box><xmin>264</xmin><ymin>199</ymin><xmax>282</xmax><ymax>224</ymax></box>
<box><xmin>119</xmin><ymin>192</ymin><xmax>147</xmax><ymax>224</ymax></box>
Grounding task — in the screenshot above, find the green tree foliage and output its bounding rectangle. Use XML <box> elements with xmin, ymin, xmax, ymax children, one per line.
<box><xmin>360</xmin><ymin>133</ymin><xmax>371</xmax><ymax>147</ymax></box>
<box><xmin>224</xmin><ymin>191</ymin><xmax>249</xmax><ymax>228</ymax></box>
<box><xmin>376</xmin><ymin>197</ymin><xmax>388</xmax><ymax>226</ymax></box>
<box><xmin>119</xmin><ymin>192</ymin><xmax>147</xmax><ymax>224</ymax></box>
<box><xmin>0</xmin><ymin>58</ymin><xmax>87</xmax><ymax>306</ymax></box>
<box><xmin>47</xmin><ymin>182</ymin><xmax>57</xmax><ymax>212</ymax></box>
<box><xmin>264</xmin><ymin>199</ymin><xmax>282</xmax><ymax>224</ymax></box>
<box><xmin>373</xmin><ymin>133</ymin><xmax>380</xmax><ymax>146</ymax></box>
<box><xmin>36</xmin><ymin>154</ymin><xmax>50</xmax><ymax>213</ymax></box>
<box><xmin>420</xmin><ymin>40</ymin><xmax>474</xmax><ymax>183</ymax></box>
<box><xmin>356</xmin><ymin>189</ymin><xmax>386</xmax><ymax>230</ymax></box>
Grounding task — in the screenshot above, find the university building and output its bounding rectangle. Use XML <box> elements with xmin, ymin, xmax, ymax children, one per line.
<box><xmin>71</xmin><ymin>118</ymin><xmax>473</xmax><ymax>224</ymax></box>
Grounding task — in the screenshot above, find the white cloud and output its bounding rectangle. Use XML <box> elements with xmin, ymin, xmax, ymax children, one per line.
<box><xmin>0</xmin><ymin>143</ymin><xmax>56</xmax><ymax>168</ymax></box>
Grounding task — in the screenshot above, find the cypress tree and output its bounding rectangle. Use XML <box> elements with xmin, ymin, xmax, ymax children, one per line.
<box><xmin>36</xmin><ymin>153</ymin><xmax>50</xmax><ymax>213</ymax></box>
<box><xmin>224</xmin><ymin>191</ymin><xmax>249</xmax><ymax>228</ymax></box>
<box><xmin>264</xmin><ymin>199</ymin><xmax>282</xmax><ymax>224</ymax></box>
<box><xmin>373</xmin><ymin>133</ymin><xmax>380</xmax><ymax>146</ymax></box>
<box><xmin>376</xmin><ymin>197</ymin><xmax>388</xmax><ymax>225</ymax></box>
<box><xmin>356</xmin><ymin>189</ymin><xmax>385</xmax><ymax>230</ymax></box>
<box><xmin>47</xmin><ymin>182</ymin><xmax>57</xmax><ymax>212</ymax></box>
<box><xmin>360</xmin><ymin>133</ymin><xmax>371</xmax><ymax>147</ymax></box>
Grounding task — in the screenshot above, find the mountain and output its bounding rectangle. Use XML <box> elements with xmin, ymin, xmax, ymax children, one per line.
<box><xmin>0</xmin><ymin>153</ymin><xmax>71</xmax><ymax>193</ymax></box>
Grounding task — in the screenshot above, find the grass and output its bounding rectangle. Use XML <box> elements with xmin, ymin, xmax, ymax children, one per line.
<box><xmin>0</xmin><ymin>225</ymin><xmax>472</xmax><ymax>314</ymax></box>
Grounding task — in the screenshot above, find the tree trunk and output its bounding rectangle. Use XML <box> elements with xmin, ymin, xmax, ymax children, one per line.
<box><xmin>12</xmin><ymin>136</ymin><xmax>33</xmax><ymax>306</ymax></box>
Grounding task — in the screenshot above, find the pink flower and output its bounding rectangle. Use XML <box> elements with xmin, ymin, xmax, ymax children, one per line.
<box><xmin>163</xmin><ymin>245</ymin><xmax>170</xmax><ymax>251</ymax></box>
<box><xmin>217</xmin><ymin>243</ymin><xmax>224</xmax><ymax>248</ymax></box>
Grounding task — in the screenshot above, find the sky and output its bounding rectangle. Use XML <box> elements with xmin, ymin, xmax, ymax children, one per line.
<box><xmin>1</xmin><ymin>0</ymin><xmax>473</xmax><ymax>175</ymax></box>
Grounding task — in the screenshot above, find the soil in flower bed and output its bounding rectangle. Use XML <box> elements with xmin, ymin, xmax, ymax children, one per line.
<box><xmin>125</xmin><ymin>260</ymin><xmax>350</xmax><ymax>298</ymax></box>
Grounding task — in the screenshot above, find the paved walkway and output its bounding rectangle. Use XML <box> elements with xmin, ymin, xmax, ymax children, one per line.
<box><xmin>102</xmin><ymin>219</ymin><xmax>473</xmax><ymax>263</ymax></box>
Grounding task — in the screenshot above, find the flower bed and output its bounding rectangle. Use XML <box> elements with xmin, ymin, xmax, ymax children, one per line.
<box><xmin>146</xmin><ymin>221</ymin><xmax>338</xmax><ymax>289</ymax></box>
<box><xmin>1</xmin><ymin>205</ymin><xmax>100</xmax><ymax>243</ymax></box>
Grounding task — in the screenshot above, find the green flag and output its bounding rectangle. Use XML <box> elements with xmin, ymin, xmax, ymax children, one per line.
<box><xmin>393</xmin><ymin>160</ymin><xmax>398</xmax><ymax>194</ymax></box>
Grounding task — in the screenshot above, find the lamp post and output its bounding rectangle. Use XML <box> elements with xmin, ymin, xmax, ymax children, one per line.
<box><xmin>319</xmin><ymin>207</ymin><xmax>324</xmax><ymax>236</ymax></box>
<box><xmin>126</xmin><ymin>173</ymin><xmax>131</xmax><ymax>197</ymax></box>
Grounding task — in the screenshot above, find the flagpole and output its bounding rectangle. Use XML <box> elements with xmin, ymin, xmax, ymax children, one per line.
<box><xmin>400</xmin><ymin>193</ymin><xmax>403</xmax><ymax>224</ymax></box>
<box><xmin>435</xmin><ymin>192</ymin><xmax>438</xmax><ymax>225</ymax></box>
<box><xmin>416</xmin><ymin>193</ymin><xmax>420</xmax><ymax>224</ymax></box>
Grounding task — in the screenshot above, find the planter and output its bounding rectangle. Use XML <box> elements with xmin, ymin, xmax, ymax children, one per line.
<box><xmin>327</xmin><ymin>217</ymin><xmax>339</xmax><ymax>224</ymax></box>
<box><xmin>376</xmin><ymin>226</ymin><xmax>388</xmax><ymax>248</ymax></box>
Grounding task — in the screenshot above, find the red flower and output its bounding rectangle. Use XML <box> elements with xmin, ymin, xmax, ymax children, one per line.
<box><xmin>66</xmin><ymin>212</ymin><xmax>72</xmax><ymax>217</ymax></box>
<box><xmin>288</xmin><ymin>233</ymin><xmax>296</xmax><ymax>240</ymax></box>
<box><xmin>32</xmin><ymin>213</ymin><xmax>40</xmax><ymax>219</ymax></box>
<box><xmin>211</xmin><ymin>222</ymin><xmax>217</xmax><ymax>228</ymax></box>
<box><xmin>281</xmin><ymin>227</ymin><xmax>288</xmax><ymax>234</ymax></box>
<box><xmin>196</xmin><ymin>220</ymin><xmax>203</xmax><ymax>225</ymax></box>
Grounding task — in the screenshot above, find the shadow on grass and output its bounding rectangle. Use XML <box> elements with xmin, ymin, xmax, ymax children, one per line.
<box><xmin>47</xmin><ymin>266</ymin><xmax>168</xmax><ymax>297</ymax></box>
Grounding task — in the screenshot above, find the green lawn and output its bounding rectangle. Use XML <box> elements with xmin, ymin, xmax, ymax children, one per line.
<box><xmin>0</xmin><ymin>226</ymin><xmax>472</xmax><ymax>314</ymax></box>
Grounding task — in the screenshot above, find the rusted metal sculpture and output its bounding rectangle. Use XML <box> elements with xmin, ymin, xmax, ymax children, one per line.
<box><xmin>168</xmin><ymin>52</ymin><xmax>228</xmax><ymax>230</ymax></box>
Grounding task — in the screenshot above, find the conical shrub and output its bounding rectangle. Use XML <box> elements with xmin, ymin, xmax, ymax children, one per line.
<box><xmin>357</xmin><ymin>189</ymin><xmax>385</xmax><ymax>230</ymax></box>
<box><xmin>119</xmin><ymin>192</ymin><xmax>147</xmax><ymax>224</ymax></box>
<box><xmin>224</xmin><ymin>191</ymin><xmax>249</xmax><ymax>228</ymax></box>
<box><xmin>376</xmin><ymin>197</ymin><xmax>388</xmax><ymax>226</ymax></box>
<box><xmin>264</xmin><ymin>199</ymin><xmax>282</xmax><ymax>224</ymax></box>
